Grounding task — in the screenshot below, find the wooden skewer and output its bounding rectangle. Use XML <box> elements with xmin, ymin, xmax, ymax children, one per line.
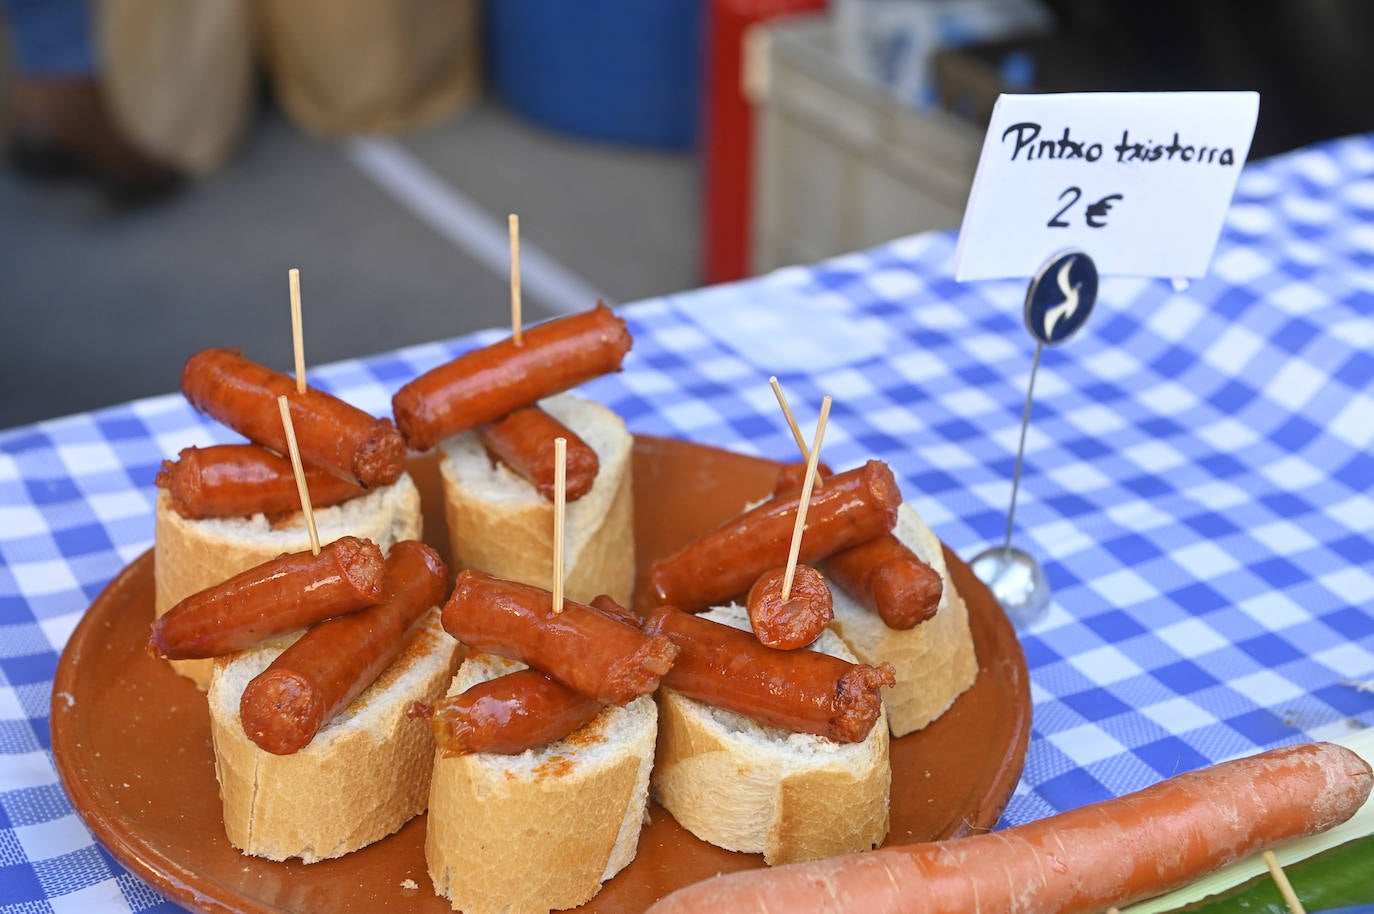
<box><xmin>509</xmin><ymin>214</ymin><xmax>523</xmax><ymax>346</ymax></box>
<box><xmin>289</xmin><ymin>268</ymin><xmax>306</xmax><ymax>394</ymax></box>
<box><xmin>770</xmin><ymin>375</ymin><xmax>825</xmax><ymax>486</ymax></box>
<box><xmin>277</xmin><ymin>395</ymin><xmax>320</xmax><ymax>555</ymax></box>
<box><xmin>551</xmin><ymin>436</ymin><xmax>566</xmax><ymax>614</ymax></box>
<box><xmin>1262</xmin><ymin>851</ymin><xmax>1306</xmax><ymax>914</ymax></box>
<box><xmin>781</xmin><ymin>395</ymin><xmax>831</xmax><ymax>601</ymax></box>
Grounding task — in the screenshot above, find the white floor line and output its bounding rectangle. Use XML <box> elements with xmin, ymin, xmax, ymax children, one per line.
<box><xmin>343</xmin><ymin>137</ymin><xmax>609</xmax><ymax>315</ymax></box>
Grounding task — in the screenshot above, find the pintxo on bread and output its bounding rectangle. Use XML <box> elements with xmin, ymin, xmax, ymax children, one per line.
<box><xmin>425</xmin><ymin>652</ymin><xmax>658</xmax><ymax>914</ymax></box>
<box><xmin>762</xmin><ymin>380</ymin><xmax>974</xmax><ymax>734</ymax></box>
<box><xmin>210</xmin><ymin>607</ymin><xmax>457</xmax><ymax>863</ymax></box>
<box><xmin>150</xmin><ymin>537</ymin><xmax>458</xmax><ymax>862</ymax></box>
<box><xmin>391</xmin><ymin>303</ymin><xmax>638</xmax><ymax>607</ymax></box>
<box><xmin>426</xmin><ymin>573</ymin><xmax>669</xmax><ymax>914</ymax></box>
<box><xmin>650</xmin><ymin>453</ymin><xmax>978</xmax><ymax>738</ymax></box>
<box><xmin>651</xmin><ymin>604</ymin><xmax>893</xmax><ymax>865</ymax></box>
<box><xmin>778</xmin><ymin>464</ymin><xmax>979</xmax><ymax>736</ymax></box>
<box><xmin>155</xmin><ymin>348</ymin><xmax>422</xmax><ymax>688</ymax></box>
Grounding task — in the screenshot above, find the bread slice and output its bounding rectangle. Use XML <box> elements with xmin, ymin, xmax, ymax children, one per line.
<box><xmin>153</xmin><ymin>472</ymin><xmax>422</xmax><ymax>688</ymax></box>
<box><xmin>437</xmin><ymin>394</ymin><xmax>634</xmax><ymax>607</ymax></box>
<box><xmin>207</xmin><ymin>608</ymin><xmax>458</xmax><ymax>863</ymax></box>
<box><xmin>426</xmin><ymin>652</ymin><xmax>656</xmax><ymax>914</ymax></box>
<box><xmin>651</xmin><ymin>604</ymin><xmax>890</xmax><ymax>866</ymax></box>
<box><xmin>827</xmin><ymin>502</ymin><xmax>978</xmax><ymax>737</ymax></box>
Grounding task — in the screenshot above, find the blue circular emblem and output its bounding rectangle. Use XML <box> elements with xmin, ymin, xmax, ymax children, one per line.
<box><xmin>1024</xmin><ymin>251</ymin><xmax>1098</xmax><ymax>346</ymax></box>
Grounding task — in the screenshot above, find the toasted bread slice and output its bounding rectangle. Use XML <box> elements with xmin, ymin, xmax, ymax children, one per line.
<box><xmin>437</xmin><ymin>394</ymin><xmax>634</xmax><ymax>608</ymax></box>
<box><xmin>154</xmin><ymin>473</ymin><xmax>422</xmax><ymax>688</ymax></box>
<box><xmin>828</xmin><ymin>502</ymin><xmax>978</xmax><ymax>737</ymax></box>
<box><xmin>425</xmin><ymin>652</ymin><xmax>656</xmax><ymax>914</ymax></box>
<box><xmin>651</xmin><ymin>604</ymin><xmax>890</xmax><ymax>866</ymax></box>
<box><xmin>207</xmin><ymin>608</ymin><xmax>457</xmax><ymax>863</ymax></box>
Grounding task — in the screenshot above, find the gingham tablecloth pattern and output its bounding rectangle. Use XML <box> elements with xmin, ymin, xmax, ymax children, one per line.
<box><xmin>4</xmin><ymin>135</ymin><xmax>1374</xmax><ymax>913</ymax></box>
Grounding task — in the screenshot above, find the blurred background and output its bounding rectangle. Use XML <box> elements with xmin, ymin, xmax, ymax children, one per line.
<box><xmin>3</xmin><ymin>0</ymin><xmax>1373</xmax><ymax>430</ymax></box>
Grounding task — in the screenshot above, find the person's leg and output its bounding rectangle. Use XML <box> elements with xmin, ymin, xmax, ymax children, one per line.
<box><xmin>1</xmin><ymin>0</ymin><xmax>181</xmax><ymax>200</ymax></box>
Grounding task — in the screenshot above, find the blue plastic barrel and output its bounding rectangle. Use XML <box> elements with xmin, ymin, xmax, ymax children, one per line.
<box><xmin>486</xmin><ymin>0</ymin><xmax>702</xmax><ymax>149</ymax></box>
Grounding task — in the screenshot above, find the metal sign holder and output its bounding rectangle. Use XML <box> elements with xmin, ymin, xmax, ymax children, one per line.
<box><xmin>971</xmin><ymin>250</ymin><xmax>1099</xmax><ymax>629</ymax></box>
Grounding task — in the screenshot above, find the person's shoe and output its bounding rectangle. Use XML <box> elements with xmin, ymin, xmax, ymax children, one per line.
<box><xmin>7</xmin><ymin>77</ymin><xmax>183</xmax><ymax>203</ymax></box>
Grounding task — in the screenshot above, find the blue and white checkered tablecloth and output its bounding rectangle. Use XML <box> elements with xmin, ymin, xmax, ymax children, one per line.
<box><xmin>4</xmin><ymin>134</ymin><xmax>1374</xmax><ymax>912</ymax></box>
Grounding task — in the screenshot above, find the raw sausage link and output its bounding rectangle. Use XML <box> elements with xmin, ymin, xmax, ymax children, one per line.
<box><xmin>649</xmin><ymin>461</ymin><xmax>901</xmax><ymax>612</ymax></box>
<box><xmin>441</xmin><ymin>569</ymin><xmax>677</xmax><ymax>706</ymax></box>
<box><xmin>429</xmin><ymin>666</ymin><xmax>603</xmax><ymax>756</ymax></box>
<box><xmin>478</xmin><ymin>406</ymin><xmax>600</xmax><ymax>501</ymax></box>
<box><xmin>824</xmin><ymin>534</ymin><xmax>943</xmax><ymax>630</ymax></box>
<box><xmin>156</xmin><ymin>444</ymin><xmax>366</xmax><ymax>519</ymax></box>
<box><xmin>645</xmin><ymin>606</ymin><xmax>894</xmax><ymax>743</ymax></box>
<box><xmin>237</xmin><ymin>540</ymin><xmax>449</xmax><ymax>754</ymax></box>
<box><xmin>181</xmin><ymin>347</ymin><xmax>406</xmax><ymax>487</ymax></box>
<box><xmin>391</xmin><ymin>302</ymin><xmax>632</xmax><ymax>451</ymax></box>
<box><xmin>746</xmin><ymin>564</ymin><xmax>833</xmax><ymax>650</ymax></box>
<box><xmin>149</xmin><ymin>536</ymin><xmax>386</xmax><ymax>660</ymax></box>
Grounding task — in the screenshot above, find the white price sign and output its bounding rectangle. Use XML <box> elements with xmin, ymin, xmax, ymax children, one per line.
<box><xmin>954</xmin><ymin>92</ymin><xmax>1260</xmax><ymax>282</ymax></box>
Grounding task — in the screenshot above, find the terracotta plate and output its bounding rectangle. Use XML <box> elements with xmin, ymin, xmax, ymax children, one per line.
<box><xmin>52</xmin><ymin>436</ymin><xmax>1031</xmax><ymax>914</ymax></box>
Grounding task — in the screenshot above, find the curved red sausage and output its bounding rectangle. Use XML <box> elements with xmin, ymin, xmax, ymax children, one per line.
<box><xmin>478</xmin><ymin>406</ymin><xmax>600</xmax><ymax>501</ymax></box>
<box><xmin>181</xmin><ymin>348</ymin><xmax>406</xmax><ymax>488</ymax></box>
<box><xmin>824</xmin><ymin>534</ymin><xmax>943</xmax><ymax>630</ymax></box>
<box><xmin>644</xmin><ymin>606</ymin><xmax>894</xmax><ymax>744</ymax></box>
<box><xmin>746</xmin><ymin>564</ymin><xmax>833</xmax><ymax>650</ymax></box>
<box><xmin>156</xmin><ymin>444</ymin><xmax>366</xmax><ymax>519</ymax></box>
<box><xmin>649</xmin><ymin>461</ymin><xmax>901</xmax><ymax>612</ymax></box>
<box><xmin>149</xmin><ymin>536</ymin><xmax>386</xmax><ymax>660</ymax></box>
<box><xmin>441</xmin><ymin>570</ymin><xmax>678</xmax><ymax>706</ymax></box>
<box><xmin>237</xmin><ymin>541</ymin><xmax>449</xmax><ymax>755</ymax></box>
<box><xmin>428</xmin><ymin>667</ymin><xmax>604</xmax><ymax>756</ymax></box>
<box><xmin>391</xmin><ymin>302</ymin><xmax>632</xmax><ymax>451</ymax></box>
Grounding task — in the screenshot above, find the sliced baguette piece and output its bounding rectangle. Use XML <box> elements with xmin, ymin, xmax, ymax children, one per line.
<box><xmin>438</xmin><ymin>394</ymin><xmax>634</xmax><ymax>607</ymax></box>
<box><xmin>652</xmin><ymin>604</ymin><xmax>890</xmax><ymax>866</ymax></box>
<box><xmin>426</xmin><ymin>652</ymin><xmax>656</xmax><ymax>914</ymax></box>
<box><xmin>153</xmin><ymin>472</ymin><xmax>422</xmax><ymax>688</ymax></box>
<box><xmin>207</xmin><ymin>608</ymin><xmax>458</xmax><ymax>863</ymax></box>
<box><xmin>827</xmin><ymin>501</ymin><xmax>978</xmax><ymax>737</ymax></box>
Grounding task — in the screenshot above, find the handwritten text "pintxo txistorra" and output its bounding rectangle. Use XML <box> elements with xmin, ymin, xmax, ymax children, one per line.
<box><xmin>1002</xmin><ymin>123</ymin><xmax>1239</xmax><ymax>167</ymax></box>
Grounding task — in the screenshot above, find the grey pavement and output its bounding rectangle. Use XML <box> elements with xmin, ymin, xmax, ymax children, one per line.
<box><xmin>0</xmin><ymin>101</ymin><xmax>698</xmax><ymax>430</ymax></box>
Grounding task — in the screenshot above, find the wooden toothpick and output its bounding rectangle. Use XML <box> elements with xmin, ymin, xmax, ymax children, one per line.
<box><xmin>551</xmin><ymin>437</ymin><xmax>566</xmax><ymax>614</ymax></box>
<box><xmin>289</xmin><ymin>268</ymin><xmax>306</xmax><ymax>394</ymax></box>
<box><xmin>770</xmin><ymin>376</ymin><xmax>825</xmax><ymax>486</ymax></box>
<box><xmin>781</xmin><ymin>395</ymin><xmax>831</xmax><ymax>600</ymax></box>
<box><xmin>770</xmin><ymin>376</ymin><xmax>809</xmax><ymax>458</ymax></box>
<box><xmin>509</xmin><ymin>214</ymin><xmax>523</xmax><ymax>346</ymax></box>
<box><xmin>277</xmin><ymin>395</ymin><xmax>320</xmax><ymax>556</ymax></box>
<box><xmin>1262</xmin><ymin>852</ymin><xmax>1306</xmax><ymax>914</ymax></box>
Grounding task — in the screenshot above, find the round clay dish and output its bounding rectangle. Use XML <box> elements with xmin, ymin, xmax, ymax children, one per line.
<box><xmin>51</xmin><ymin>436</ymin><xmax>1031</xmax><ymax>914</ymax></box>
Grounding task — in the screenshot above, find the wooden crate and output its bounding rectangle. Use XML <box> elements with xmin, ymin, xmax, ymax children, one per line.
<box><xmin>746</xmin><ymin>14</ymin><xmax>982</xmax><ymax>272</ymax></box>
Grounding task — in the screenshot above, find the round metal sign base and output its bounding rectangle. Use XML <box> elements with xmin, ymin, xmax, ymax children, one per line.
<box><xmin>970</xmin><ymin>544</ymin><xmax>1051</xmax><ymax>631</ymax></box>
